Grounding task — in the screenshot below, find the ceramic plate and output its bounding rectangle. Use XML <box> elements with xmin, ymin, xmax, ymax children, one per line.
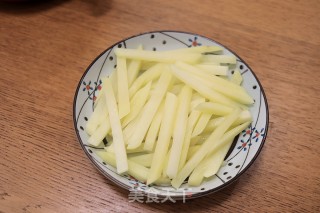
<box><xmin>73</xmin><ymin>31</ymin><xmax>269</xmax><ymax>200</ymax></box>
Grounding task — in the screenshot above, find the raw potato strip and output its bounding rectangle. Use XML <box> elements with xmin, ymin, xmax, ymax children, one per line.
<box><xmin>147</xmin><ymin>93</ymin><xmax>178</xmax><ymax>185</ymax></box>
<box><xmin>198</xmin><ymin>62</ymin><xmax>219</xmax><ymax>65</ymax></box>
<box><xmin>188</xmin><ymin>160</ymin><xmax>206</xmax><ymax>186</ymax></box>
<box><xmin>93</xmin><ymin>72</ymin><xmax>116</xmax><ymax>109</ymax></box>
<box><xmin>171</xmin><ymin>109</ymin><xmax>241</xmax><ymax>188</ymax></box>
<box><xmin>201</xmin><ymin>55</ymin><xmax>237</xmax><ymax>64</ymax></box>
<box><xmin>168</xmin><ymin>46</ymin><xmax>222</xmax><ymax>54</ymax></box>
<box><xmin>105</xmin><ymin>142</ymin><xmax>146</xmax><ymax>154</ymax></box>
<box><xmin>109</xmin><ymin>71</ymin><xmax>118</xmax><ymax>100</ymax></box>
<box><xmin>129</xmin><ymin>63</ymin><xmax>162</xmax><ymax>97</ymax></box>
<box><xmin>97</xmin><ymin>151</ymin><xmax>171</xmax><ymax>184</ymax></box>
<box><xmin>121</xmin><ymin>82</ymin><xmax>152</xmax><ymax>127</ymax></box>
<box><xmin>190</xmin><ymin>133</ymin><xmax>211</xmax><ymax>146</ymax></box>
<box><xmin>195</xmin><ymin>102</ymin><xmax>234</xmax><ymax>116</ymax></box>
<box><xmin>178</xmin><ymin>110</ymin><xmax>201</xmax><ymax>170</ymax></box>
<box><xmin>88</xmin><ymin>118</ymin><xmax>111</xmax><ymax>146</ymax></box>
<box><xmin>140</xmin><ymin>61</ymin><xmax>157</xmax><ymax>71</ymax></box>
<box><xmin>104</xmin><ymin>78</ymin><xmax>128</xmax><ymax>174</ymax></box>
<box><xmin>171</xmin><ymin>65</ymin><xmax>239</xmax><ymax>107</ymax></box>
<box><xmin>189</xmin><ymin>122</ymin><xmax>250</xmax><ymax>185</ymax></box>
<box><xmin>97</xmin><ymin>151</ymin><xmax>146</xmax><ymax>182</ymax></box>
<box><xmin>195</xmin><ymin>64</ymin><xmax>228</xmax><ymax>76</ymax></box>
<box><xmin>85</xmin><ymin>95</ymin><xmax>108</xmax><ymax>135</ymax></box>
<box><xmin>144</xmin><ymin>103</ymin><xmax>164</xmax><ymax>151</ymax></box>
<box><xmin>122</xmin><ymin>110</ymin><xmax>143</xmax><ymax>142</ymax></box>
<box><xmin>203</xmin><ymin>110</ymin><xmax>252</xmax><ymax>133</ymax></box>
<box><xmin>167</xmin><ymin>86</ymin><xmax>193</xmax><ymax>179</ymax></box>
<box><xmin>129</xmin><ymin>153</ymin><xmax>153</xmax><ymax>167</ymax></box>
<box><xmin>188</xmin><ymin>138</ymin><xmax>233</xmax><ymax>186</ymax></box>
<box><xmin>203</xmin><ymin>138</ymin><xmax>234</xmax><ymax>177</ymax></box>
<box><xmin>162</xmin><ymin>147</ymin><xmax>171</xmax><ymax>177</ymax></box>
<box><xmin>117</xmin><ymin>57</ymin><xmax>130</xmax><ymax>118</ymax></box>
<box><xmin>127</xmin><ymin>45</ymin><xmax>143</xmax><ymax>86</ymax></box>
<box><xmin>175</xmin><ymin>62</ymin><xmax>253</xmax><ymax>105</ymax></box>
<box><xmin>191</xmin><ymin>92</ymin><xmax>203</xmax><ymax>101</ymax></box>
<box><xmin>192</xmin><ymin>113</ymin><xmax>212</xmax><ymax>137</ymax></box>
<box><xmin>115</xmin><ymin>48</ymin><xmax>201</xmax><ymax>64</ymax></box>
<box><xmin>170</xmin><ymin>83</ymin><xmax>184</xmax><ymax>95</ymax></box>
<box><xmin>93</xmin><ymin>82</ymin><xmax>105</xmax><ymax>108</ymax></box>
<box><xmin>187</xmin><ymin>145</ymin><xmax>201</xmax><ymax>161</ymax></box>
<box><xmin>231</xmin><ymin>68</ymin><xmax>243</xmax><ymax>85</ymax></box>
<box><xmin>190</xmin><ymin>97</ymin><xmax>206</xmax><ymax>112</ymax></box>
<box><xmin>127</xmin><ymin>71</ymin><xmax>172</xmax><ymax>149</ymax></box>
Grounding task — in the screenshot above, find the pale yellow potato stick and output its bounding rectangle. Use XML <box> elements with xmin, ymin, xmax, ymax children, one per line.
<box><xmin>154</xmin><ymin>177</ymin><xmax>171</xmax><ymax>185</ymax></box>
<box><xmin>231</xmin><ymin>68</ymin><xmax>243</xmax><ymax>85</ymax></box>
<box><xmin>195</xmin><ymin>102</ymin><xmax>234</xmax><ymax>116</ymax></box>
<box><xmin>171</xmin><ymin>108</ymin><xmax>241</xmax><ymax>188</ymax></box>
<box><xmin>127</xmin><ymin>45</ymin><xmax>143</xmax><ymax>87</ymax></box>
<box><xmin>149</xmin><ymin>78</ymin><xmax>177</xmax><ymax>96</ymax></box>
<box><xmin>188</xmin><ymin>138</ymin><xmax>233</xmax><ymax>186</ymax></box>
<box><xmin>195</xmin><ymin>64</ymin><xmax>228</xmax><ymax>76</ymax></box>
<box><xmin>203</xmin><ymin>110</ymin><xmax>252</xmax><ymax>133</ymax></box>
<box><xmin>93</xmin><ymin>83</ymin><xmax>105</xmax><ymax>108</ymax></box>
<box><xmin>162</xmin><ymin>147</ymin><xmax>171</xmax><ymax>177</ymax></box>
<box><xmin>198</xmin><ymin>62</ymin><xmax>220</xmax><ymax>65</ymax></box>
<box><xmin>140</xmin><ymin>61</ymin><xmax>157</xmax><ymax>70</ymax></box>
<box><xmin>167</xmin><ymin>86</ymin><xmax>193</xmax><ymax>179</ymax></box>
<box><xmin>191</xmin><ymin>92</ymin><xmax>203</xmax><ymax>101</ymax></box>
<box><xmin>178</xmin><ymin>110</ymin><xmax>201</xmax><ymax>170</ymax></box>
<box><xmin>188</xmin><ymin>160</ymin><xmax>206</xmax><ymax>186</ymax></box>
<box><xmin>115</xmin><ymin>48</ymin><xmax>201</xmax><ymax>64</ymax></box>
<box><xmin>190</xmin><ymin>97</ymin><xmax>206</xmax><ymax>112</ymax></box>
<box><xmin>175</xmin><ymin>61</ymin><xmax>253</xmax><ymax>104</ymax></box>
<box><xmin>104</xmin><ymin>142</ymin><xmax>147</xmax><ymax>154</ymax></box>
<box><xmin>148</xmin><ymin>93</ymin><xmax>178</xmax><ymax>185</ymax></box>
<box><xmin>88</xmin><ymin>118</ymin><xmax>111</xmax><ymax>147</ymax></box>
<box><xmin>104</xmin><ymin>78</ymin><xmax>128</xmax><ymax>174</ymax></box>
<box><xmin>127</xmin><ymin>71</ymin><xmax>172</xmax><ymax>149</ymax></box>
<box><xmin>176</xmin><ymin>62</ymin><xmax>252</xmax><ymax>105</ymax></box>
<box><xmin>186</xmin><ymin>145</ymin><xmax>201</xmax><ymax>161</ymax></box>
<box><xmin>117</xmin><ymin>57</ymin><xmax>130</xmax><ymax>118</ymax></box>
<box><xmin>201</xmin><ymin>55</ymin><xmax>237</xmax><ymax>64</ymax></box>
<box><xmin>168</xmin><ymin>46</ymin><xmax>222</xmax><ymax>54</ymax></box>
<box><xmin>190</xmin><ymin>133</ymin><xmax>211</xmax><ymax>146</ymax></box>
<box><xmin>96</xmin><ymin>151</ymin><xmax>146</xmax><ymax>183</ymax></box>
<box><xmin>98</xmin><ymin>151</ymin><xmax>171</xmax><ymax>185</ymax></box>
<box><xmin>129</xmin><ymin>153</ymin><xmax>153</xmax><ymax>167</ymax></box>
<box><xmin>192</xmin><ymin>113</ymin><xmax>212</xmax><ymax>137</ymax></box>
<box><xmin>121</xmin><ymin>82</ymin><xmax>152</xmax><ymax>127</ymax></box>
<box><xmin>86</xmin><ymin>95</ymin><xmax>108</xmax><ymax>135</ymax></box>
<box><xmin>129</xmin><ymin>63</ymin><xmax>162</xmax><ymax>97</ymax></box>
<box><xmin>170</xmin><ymin>83</ymin><xmax>184</xmax><ymax>95</ymax></box>
<box><xmin>203</xmin><ymin>138</ymin><xmax>234</xmax><ymax>178</ymax></box>
<box><xmin>144</xmin><ymin>103</ymin><xmax>164</xmax><ymax>151</ymax></box>
<box><xmin>109</xmin><ymin>71</ymin><xmax>118</xmax><ymax>100</ymax></box>
<box><xmin>170</xmin><ymin>65</ymin><xmax>239</xmax><ymax>107</ymax></box>
<box><xmin>218</xmin><ymin>76</ymin><xmax>229</xmax><ymax>81</ymax></box>
<box><xmin>122</xmin><ymin>110</ymin><xmax>143</xmax><ymax>143</ymax></box>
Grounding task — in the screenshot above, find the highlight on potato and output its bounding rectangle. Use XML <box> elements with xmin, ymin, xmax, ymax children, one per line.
<box><xmin>85</xmin><ymin>45</ymin><xmax>253</xmax><ymax>189</ymax></box>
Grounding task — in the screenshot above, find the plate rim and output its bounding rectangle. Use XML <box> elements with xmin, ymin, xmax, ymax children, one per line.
<box><xmin>72</xmin><ymin>30</ymin><xmax>269</xmax><ymax>200</ymax></box>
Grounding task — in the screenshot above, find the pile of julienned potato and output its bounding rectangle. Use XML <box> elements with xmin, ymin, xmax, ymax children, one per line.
<box><xmin>85</xmin><ymin>45</ymin><xmax>253</xmax><ymax>189</ymax></box>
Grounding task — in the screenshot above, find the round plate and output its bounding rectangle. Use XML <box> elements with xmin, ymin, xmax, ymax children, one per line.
<box><xmin>73</xmin><ymin>31</ymin><xmax>269</xmax><ymax>200</ymax></box>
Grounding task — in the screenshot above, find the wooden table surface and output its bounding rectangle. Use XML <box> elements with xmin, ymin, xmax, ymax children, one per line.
<box><xmin>1</xmin><ymin>0</ymin><xmax>319</xmax><ymax>212</ymax></box>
